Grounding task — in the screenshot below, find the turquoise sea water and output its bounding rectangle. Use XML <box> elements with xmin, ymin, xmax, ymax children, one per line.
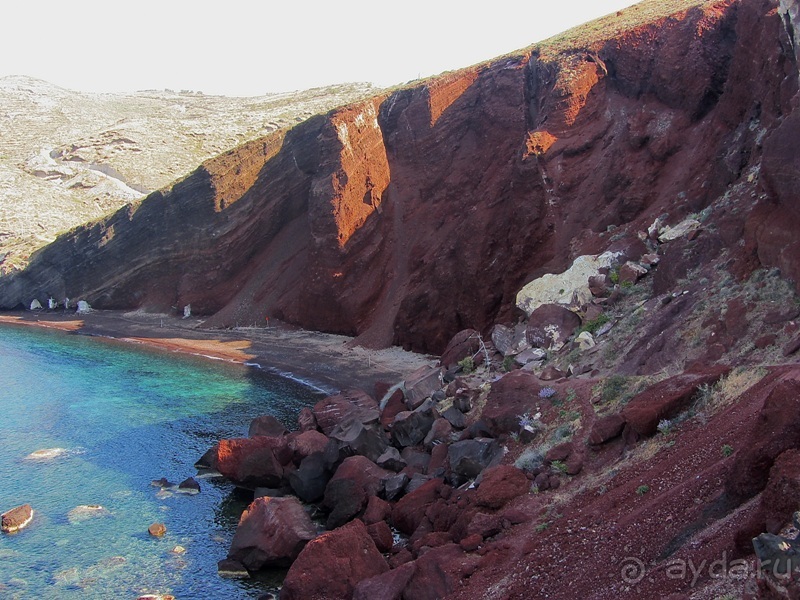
<box><xmin>0</xmin><ymin>324</ymin><xmax>323</xmax><ymax>599</ymax></box>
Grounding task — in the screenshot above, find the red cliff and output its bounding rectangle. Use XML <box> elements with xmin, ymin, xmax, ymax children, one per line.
<box><xmin>2</xmin><ymin>0</ymin><xmax>798</xmax><ymax>357</ymax></box>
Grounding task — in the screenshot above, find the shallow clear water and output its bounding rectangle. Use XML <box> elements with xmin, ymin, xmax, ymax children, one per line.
<box><xmin>0</xmin><ymin>324</ymin><xmax>323</xmax><ymax>599</ymax></box>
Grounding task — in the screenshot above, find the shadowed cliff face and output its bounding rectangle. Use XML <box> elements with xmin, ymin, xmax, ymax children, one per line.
<box><xmin>1</xmin><ymin>0</ymin><xmax>798</xmax><ymax>354</ymax></box>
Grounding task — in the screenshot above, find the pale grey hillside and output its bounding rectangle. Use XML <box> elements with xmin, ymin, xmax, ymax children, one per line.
<box><xmin>0</xmin><ymin>76</ymin><xmax>379</xmax><ymax>273</ymax></box>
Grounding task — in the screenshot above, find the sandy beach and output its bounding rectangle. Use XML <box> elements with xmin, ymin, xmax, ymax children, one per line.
<box><xmin>0</xmin><ymin>310</ymin><xmax>437</xmax><ymax>396</ymax></box>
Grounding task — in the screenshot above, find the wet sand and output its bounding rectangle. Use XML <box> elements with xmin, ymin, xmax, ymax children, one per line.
<box><xmin>0</xmin><ymin>310</ymin><xmax>437</xmax><ymax>395</ymax></box>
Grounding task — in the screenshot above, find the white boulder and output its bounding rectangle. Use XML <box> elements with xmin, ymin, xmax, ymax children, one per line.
<box><xmin>516</xmin><ymin>251</ymin><xmax>623</xmax><ymax>316</ymax></box>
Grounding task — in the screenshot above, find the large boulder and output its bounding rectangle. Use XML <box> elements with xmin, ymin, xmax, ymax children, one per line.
<box><xmin>297</xmin><ymin>407</ymin><xmax>318</xmax><ymax>432</ymax></box>
<box><xmin>1</xmin><ymin>504</ymin><xmax>33</xmax><ymax>533</ymax></box>
<box><xmin>474</xmin><ymin>465</ymin><xmax>529</xmax><ymax>509</ymax></box>
<box><xmin>380</xmin><ymin>389</ymin><xmax>406</xmax><ymax>430</ymax></box>
<box><xmin>392</xmin><ymin>478</ymin><xmax>448</xmax><ymax>535</ymax></box>
<box><xmin>525</xmin><ymin>304</ymin><xmax>582</xmax><ymax>351</ymax></box>
<box><xmin>376</xmin><ymin>447</ymin><xmax>407</xmax><ymax>472</ymax></box>
<box><xmin>323</xmin><ymin>478</ymin><xmax>367</xmax><ymax>530</ymax></box>
<box><xmin>313</xmin><ymin>390</ymin><xmax>379</xmax><ymax>436</ymax></box>
<box><xmin>384</xmin><ymin>472</ymin><xmax>410</xmax><ymax>501</ymax></box>
<box><xmin>440</xmin><ymin>329</ymin><xmax>480</xmax><ymax>369</ymax></box>
<box><xmin>404</xmin><ymin>366</ymin><xmax>443</xmax><ymax>409</ymax></box>
<box><xmin>366</xmin><ymin>520</ymin><xmax>394</xmax><ymax>553</ymax></box>
<box><xmin>248</xmin><ymin>415</ymin><xmax>288</xmax><ymax>438</ymax></box>
<box><xmin>391</xmin><ymin>400</ymin><xmax>438</xmax><ymax>448</ymax></box>
<box><xmin>288</xmin><ymin>453</ymin><xmax>331</xmax><ymax>503</ymax></box>
<box><xmin>441</xmin><ymin>406</ymin><xmax>467</xmax><ymax>429</ymax></box>
<box><xmin>280</xmin><ymin>519</ymin><xmax>388</xmax><ymax>600</ymax></box>
<box><xmin>515</xmin><ymin>251</ymin><xmax>622</xmax><ymax>315</ymax></box>
<box><xmin>399</xmin><ymin>543</ymin><xmax>481</xmax><ymax>600</ymax></box>
<box><xmin>328</xmin><ymin>416</ymin><xmax>388</xmax><ymax>463</ymax></box>
<box><xmin>588</xmin><ymin>413</ymin><xmax>626</xmax><ymax>445</ymax></box>
<box><xmin>447</xmin><ymin>439</ymin><xmax>504</xmax><ymax>486</ymax></box>
<box><xmin>287</xmin><ymin>430</ymin><xmax>330</xmax><ymax>465</ymax></box>
<box><xmin>211</xmin><ymin>437</ymin><xmax>285</xmax><ymax>489</ymax></box>
<box><xmin>323</xmin><ymin>456</ymin><xmax>392</xmax><ymax>529</ymax></box>
<box><xmin>759</xmin><ymin>449</ymin><xmax>800</xmax><ymax>534</ymax></box>
<box><xmin>362</xmin><ymin>495</ymin><xmax>392</xmax><ymax>525</ymax></box>
<box><xmin>228</xmin><ymin>496</ymin><xmax>317</xmax><ymax>570</ymax></box>
<box><xmin>353</xmin><ymin>561</ymin><xmax>417</xmax><ymax>600</ymax></box>
<box><xmin>481</xmin><ymin>370</ymin><xmax>540</xmax><ymax>436</ymax></box>
<box><xmin>491</xmin><ymin>324</ymin><xmax>530</xmax><ymax>357</ymax></box>
<box><xmin>423</xmin><ymin>418</ymin><xmax>453</xmax><ymax>450</ymax></box>
<box><xmin>621</xmin><ymin>367</ymin><xmax>730</xmax><ymax>437</ymax></box>
<box><xmin>727</xmin><ymin>374</ymin><xmax>800</xmax><ymax>499</ymax></box>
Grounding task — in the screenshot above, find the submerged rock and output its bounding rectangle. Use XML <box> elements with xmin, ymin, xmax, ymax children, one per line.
<box><xmin>25</xmin><ymin>447</ymin><xmax>68</xmax><ymax>460</ymax></box>
<box><xmin>67</xmin><ymin>505</ymin><xmax>111</xmax><ymax>524</ymax></box>
<box><xmin>150</xmin><ymin>477</ymin><xmax>177</xmax><ymax>489</ymax></box>
<box><xmin>148</xmin><ymin>523</ymin><xmax>167</xmax><ymax>537</ymax></box>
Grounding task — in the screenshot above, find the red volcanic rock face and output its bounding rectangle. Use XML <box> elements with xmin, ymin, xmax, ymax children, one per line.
<box><xmin>726</xmin><ymin>374</ymin><xmax>800</xmax><ymax>500</ymax></box>
<box><xmin>5</xmin><ymin>0</ymin><xmax>797</xmax><ymax>359</ymax></box>
<box><xmin>759</xmin><ymin>449</ymin><xmax>800</xmax><ymax>534</ymax></box>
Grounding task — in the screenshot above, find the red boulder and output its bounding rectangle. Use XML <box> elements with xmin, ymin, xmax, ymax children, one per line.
<box><xmin>475</xmin><ymin>465</ymin><xmax>529</xmax><ymax>510</ymax></box>
<box><xmin>482</xmin><ymin>370</ymin><xmax>541</xmax><ymax>436</ymax></box>
<box><xmin>440</xmin><ymin>329</ymin><xmax>480</xmax><ymax>369</ymax></box>
<box><xmin>228</xmin><ymin>496</ymin><xmax>317</xmax><ymax>570</ymax></box>
<box><xmin>588</xmin><ymin>413</ymin><xmax>626</xmax><ymax>445</ymax></box>
<box><xmin>280</xmin><ymin>519</ymin><xmax>388</xmax><ymax>600</ymax></box>
<box><xmin>287</xmin><ymin>430</ymin><xmax>329</xmax><ymax>465</ymax></box>
<box><xmin>212</xmin><ymin>437</ymin><xmax>285</xmax><ymax>488</ymax></box>
<box><xmin>392</xmin><ymin>478</ymin><xmax>447</xmax><ymax>535</ymax></box>
<box><xmin>312</xmin><ymin>389</ymin><xmax>379</xmax><ymax>436</ymax></box>
<box><xmin>622</xmin><ymin>367</ymin><xmax>729</xmax><ymax>436</ymax></box>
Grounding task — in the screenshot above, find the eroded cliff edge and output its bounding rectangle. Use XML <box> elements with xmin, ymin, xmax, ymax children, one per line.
<box><xmin>2</xmin><ymin>0</ymin><xmax>798</xmax><ymax>357</ymax></box>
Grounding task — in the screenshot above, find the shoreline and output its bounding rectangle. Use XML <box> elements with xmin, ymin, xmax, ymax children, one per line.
<box><xmin>0</xmin><ymin>310</ymin><xmax>437</xmax><ymax>396</ymax></box>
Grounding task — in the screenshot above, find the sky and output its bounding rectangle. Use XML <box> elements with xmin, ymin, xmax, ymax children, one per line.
<box><xmin>2</xmin><ymin>0</ymin><xmax>641</xmax><ymax>97</ymax></box>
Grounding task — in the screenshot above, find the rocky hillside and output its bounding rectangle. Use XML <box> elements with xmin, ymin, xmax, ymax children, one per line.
<box><xmin>2</xmin><ymin>0</ymin><xmax>798</xmax><ymax>360</ymax></box>
<box><xmin>3</xmin><ymin>0</ymin><xmax>800</xmax><ymax>599</ymax></box>
<box><xmin>0</xmin><ymin>77</ymin><xmax>378</xmax><ymax>272</ymax></box>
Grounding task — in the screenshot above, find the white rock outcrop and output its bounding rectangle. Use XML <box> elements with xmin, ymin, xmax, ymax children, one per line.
<box><xmin>515</xmin><ymin>251</ymin><xmax>622</xmax><ymax>316</ymax></box>
<box><xmin>658</xmin><ymin>218</ymin><xmax>701</xmax><ymax>242</ymax></box>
